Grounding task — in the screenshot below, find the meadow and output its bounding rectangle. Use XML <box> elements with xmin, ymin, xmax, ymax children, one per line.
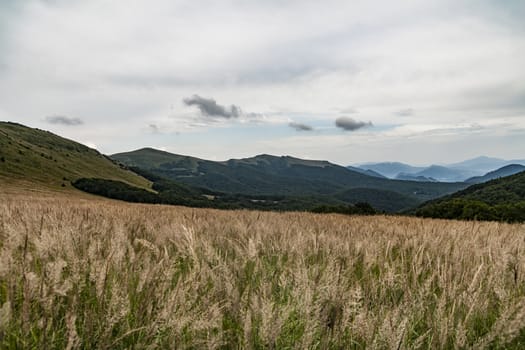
<box><xmin>1</xmin><ymin>193</ymin><xmax>525</xmax><ymax>349</ymax></box>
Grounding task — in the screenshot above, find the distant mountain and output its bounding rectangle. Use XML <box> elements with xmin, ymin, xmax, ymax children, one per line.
<box><xmin>0</xmin><ymin>122</ymin><xmax>151</xmax><ymax>191</ymax></box>
<box><xmin>411</xmin><ymin>165</ymin><xmax>476</xmax><ymax>182</ymax></box>
<box><xmin>356</xmin><ymin>162</ymin><xmax>425</xmax><ymax>178</ymax></box>
<box><xmin>465</xmin><ymin>164</ymin><xmax>525</xmax><ymax>184</ymax></box>
<box><xmin>112</xmin><ymin>148</ymin><xmax>468</xmax><ymax>212</ymax></box>
<box><xmin>357</xmin><ymin>156</ymin><xmax>525</xmax><ymax>182</ymax></box>
<box><xmin>447</xmin><ymin>156</ymin><xmax>525</xmax><ymax>174</ymax></box>
<box><xmin>395</xmin><ymin>173</ymin><xmax>437</xmax><ymax>182</ymax></box>
<box><xmin>346</xmin><ymin>165</ymin><xmax>386</xmax><ymax>178</ymax></box>
<box><xmin>415</xmin><ymin>171</ymin><xmax>525</xmax><ymax>222</ymax></box>
<box><xmin>360</xmin><ymin>162</ymin><xmax>475</xmax><ymax>182</ymax></box>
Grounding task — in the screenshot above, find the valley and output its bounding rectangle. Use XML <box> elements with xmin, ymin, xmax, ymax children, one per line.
<box><xmin>2</xmin><ymin>121</ymin><xmax>524</xmax><ymax>220</ymax></box>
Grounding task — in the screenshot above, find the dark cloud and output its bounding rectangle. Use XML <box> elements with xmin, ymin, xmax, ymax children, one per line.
<box><xmin>289</xmin><ymin>122</ymin><xmax>313</xmax><ymax>131</ymax></box>
<box><xmin>45</xmin><ymin>115</ymin><xmax>83</xmax><ymax>126</ymax></box>
<box><xmin>183</xmin><ymin>95</ymin><xmax>240</xmax><ymax>118</ymax></box>
<box><xmin>395</xmin><ymin>108</ymin><xmax>414</xmax><ymax>116</ymax></box>
<box><xmin>335</xmin><ymin>117</ymin><xmax>372</xmax><ymax>131</ymax></box>
<box><xmin>148</xmin><ymin>124</ymin><xmax>160</xmax><ymax>133</ymax></box>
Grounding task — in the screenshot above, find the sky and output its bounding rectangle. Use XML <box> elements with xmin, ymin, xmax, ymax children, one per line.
<box><xmin>0</xmin><ymin>0</ymin><xmax>524</xmax><ymax>165</ymax></box>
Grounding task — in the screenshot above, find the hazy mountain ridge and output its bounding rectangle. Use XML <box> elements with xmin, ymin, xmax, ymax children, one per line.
<box><xmin>357</xmin><ymin>156</ymin><xmax>525</xmax><ymax>182</ymax></box>
<box><xmin>395</xmin><ymin>173</ymin><xmax>437</xmax><ymax>182</ymax></box>
<box><xmin>356</xmin><ymin>162</ymin><xmax>425</xmax><ymax>178</ymax></box>
<box><xmin>447</xmin><ymin>156</ymin><xmax>525</xmax><ymax>173</ymax></box>
<box><xmin>346</xmin><ymin>165</ymin><xmax>387</xmax><ymax>178</ymax></box>
<box><xmin>413</xmin><ymin>165</ymin><xmax>474</xmax><ymax>182</ymax></box>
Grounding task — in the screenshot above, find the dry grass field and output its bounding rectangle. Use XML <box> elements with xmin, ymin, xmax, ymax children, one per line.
<box><xmin>1</xmin><ymin>194</ymin><xmax>525</xmax><ymax>349</ymax></box>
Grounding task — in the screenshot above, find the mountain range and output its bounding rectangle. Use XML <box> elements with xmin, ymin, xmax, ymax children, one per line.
<box><xmin>357</xmin><ymin>156</ymin><xmax>525</xmax><ymax>182</ymax></box>
<box><xmin>111</xmin><ymin>147</ymin><xmax>468</xmax><ymax>211</ymax></box>
<box><xmin>1</xmin><ymin>121</ymin><xmax>523</xmax><ymax>218</ymax></box>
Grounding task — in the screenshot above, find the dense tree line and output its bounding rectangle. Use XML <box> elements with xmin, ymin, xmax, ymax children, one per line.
<box><xmin>310</xmin><ymin>202</ymin><xmax>377</xmax><ymax>215</ymax></box>
<box><xmin>415</xmin><ymin>198</ymin><xmax>525</xmax><ymax>223</ymax></box>
<box><xmin>72</xmin><ymin>177</ymin><xmax>378</xmax><ymax>215</ymax></box>
<box><xmin>414</xmin><ymin>171</ymin><xmax>525</xmax><ymax>223</ymax></box>
<box><xmin>72</xmin><ymin>178</ymin><xmax>159</xmax><ymax>203</ymax></box>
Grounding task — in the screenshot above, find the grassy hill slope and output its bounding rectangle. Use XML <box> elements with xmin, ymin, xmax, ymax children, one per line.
<box><xmin>415</xmin><ymin>170</ymin><xmax>525</xmax><ymax>222</ymax></box>
<box><xmin>465</xmin><ymin>164</ymin><xmax>525</xmax><ymax>184</ymax></box>
<box><xmin>0</xmin><ymin>122</ymin><xmax>151</xmax><ymax>191</ymax></box>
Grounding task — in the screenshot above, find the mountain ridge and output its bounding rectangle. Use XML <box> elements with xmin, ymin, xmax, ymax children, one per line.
<box><xmin>0</xmin><ymin>121</ymin><xmax>151</xmax><ymax>191</ymax></box>
<box><xmin>112</xmin><ymin>147</ymin><xmax>468</xmax><ymax>211</ymax></box>
<box><xmin>357</xmin><ymin>156</ymin><xmax>525</xmax><ymax>182</ymax></box>
<box><xmin>465</xmin><ymin>164</ymin><xmax>525</xmax><ymax>184</ymax></box>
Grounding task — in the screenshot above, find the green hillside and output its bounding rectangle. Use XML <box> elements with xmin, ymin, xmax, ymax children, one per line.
<box><xmin>71</xmin><ymin>168</ymin><xmax>366</xmax><ymax>213</ymax></box>
<box><xmin>336</xmin><ymin>188</ymin><xmax>421</xmax><ymax>212</ymax></box>
<box><xmin>465</xmin><ymin>164</ymin><xmax>525</xmax><ymax>184</ymax></box>
<box><xmin>0</xmin><ymin>122</ymin><xmax>151</xmax><ymax>191</ymax></box>
<box><xmin>112</xmin><ymin>148</ymin><xmax>468</xmax><ymax>204</ymax></box>
<box><xmin>415</xmin><ymin>170</ymin><xmax>525</xmax><ymax>222</ymax></box>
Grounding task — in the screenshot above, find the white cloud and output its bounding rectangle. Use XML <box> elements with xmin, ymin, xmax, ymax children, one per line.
<box><xmin>0</xmin><ymin>0</ymin><xmax>523</xmax><ymax>163</ymax></box>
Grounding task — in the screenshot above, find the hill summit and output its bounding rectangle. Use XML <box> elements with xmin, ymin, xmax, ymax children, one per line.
<box><xmin>112</xmin><ymin>147</ymin><xmax>468</xmax><ymax>211</ymax></box>
<box><xmin>0</xmin><ymin>121</ymin><xmax>150</xmax><ymax>192</ymax></box>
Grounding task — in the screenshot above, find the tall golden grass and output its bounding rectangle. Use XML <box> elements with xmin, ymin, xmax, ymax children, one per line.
<box><xmin>1</xmin><ymin>194</ymin><xmax>525</xmax><ymax>348</ymax></box>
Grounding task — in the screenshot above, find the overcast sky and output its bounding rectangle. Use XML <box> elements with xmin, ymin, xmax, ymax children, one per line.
<box><xmin>1</xmin><ymin>0</ymin><xmax>524</xmax><ymax>165</ymax></box>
